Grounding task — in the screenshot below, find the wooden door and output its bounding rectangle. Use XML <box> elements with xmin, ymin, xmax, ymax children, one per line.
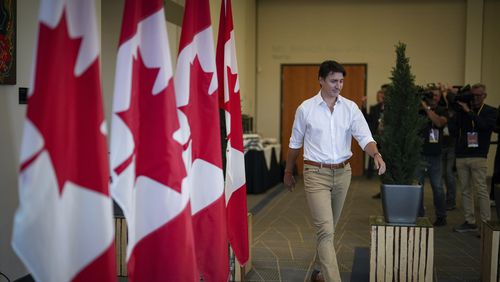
<box><xmin>280</xmin><ymin>64</ymin><xmax>367</xmax><ymax>176</ymax></box>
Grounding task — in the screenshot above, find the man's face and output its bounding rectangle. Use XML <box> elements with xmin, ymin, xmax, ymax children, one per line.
<box><xmin>471</xmin><ymin>87</ymin><xmax>486</xmax><ymax>108</ymax></box>
<box><xmin>319</xmin><ymin>72</ymin><xmax>344</xmax><ymax>97</ymax></box>
<box><xmin>431</xmin><ymin>89</ymin><xmax>441</xmax><ymax>106</ymax></box>
<box><xmin>376</xmin><ymin>91</ymin><xmax>385</xmax><ymax>103</ymax></box>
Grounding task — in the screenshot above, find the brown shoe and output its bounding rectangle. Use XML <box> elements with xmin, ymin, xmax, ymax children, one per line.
<box><xmin>310</xmin><ymin>269</ymin><xmax>325</xmax><ymax>282</ymax></box>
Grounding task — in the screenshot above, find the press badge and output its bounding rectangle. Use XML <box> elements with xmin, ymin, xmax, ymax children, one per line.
<box><xmin>467</xmin><ymin>132</ymin><xmax>479</xmax><ymax>147</ymax></box>
<box><xmin>429</xmin><ymin>128</ymin><xmax>439</xmax><ymax>143</ymax></box>
<box><xmin>443</xmin><ymin>125</ymin><xmax>450</xmax><ymax>136</ymax></box>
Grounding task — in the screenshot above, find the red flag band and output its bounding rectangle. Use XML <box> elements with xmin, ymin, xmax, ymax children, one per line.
<box><xmin>216</xmin><ymin>0</ymin><xmax>250</xmax><ymax>266</ymax></box>
<box><xmin>175</xmin><ymin>0</ymin><xmax>229</xmax><ymax>280</ymax></box>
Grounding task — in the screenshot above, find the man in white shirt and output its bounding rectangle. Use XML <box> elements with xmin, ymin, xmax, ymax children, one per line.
<box><xmin>283</xmin><ymin>60</ymin><xmax>386</xmax><ymax>282</ymax></box>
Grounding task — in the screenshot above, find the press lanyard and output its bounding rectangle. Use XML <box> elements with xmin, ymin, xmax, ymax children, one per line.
<box><xmin>472</xmin><ymin>103</ymin><xmax>485</xmax><ymax>129</ymax></box>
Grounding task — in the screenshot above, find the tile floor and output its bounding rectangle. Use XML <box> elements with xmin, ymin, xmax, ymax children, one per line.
<box><xmin>245</xmin><ymin>176</ymin><xmax>497</xmax><ymax>281</ymax></box>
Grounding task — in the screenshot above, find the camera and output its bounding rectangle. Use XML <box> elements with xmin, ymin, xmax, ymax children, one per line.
<box><xmin>421</xmin><ymin>90</ymin><xmax>434</xmax><ymax>101</ymax></box>
<box><xmin>417</xmin><ymin>86</ymin><xmax>434</xmax><ymax>101</ymax></box>
<box><xmin>446</xmin><ymin>85</ymin><xmax>473</xmax><ymax>111</ymax></box>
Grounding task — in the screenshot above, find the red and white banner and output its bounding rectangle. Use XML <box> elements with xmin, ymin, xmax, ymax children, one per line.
<box><xmin>216</xmin><ymin>0</ymin><xmax>249</xmax><ymax>266</ymax></box>
<box><xmin>12</xmin><ymin>1</ymin><xmax>115</xmax><ymax>281</ymax></box>
<box><xmin>109</xmin><ymin>0</ymin><xmax>197</xmax><ymax>281</ymax></box>
<box><xmin>175</xmin><ymin>0</ymin><xmax>228</xmax><ymax>280</ymax></box>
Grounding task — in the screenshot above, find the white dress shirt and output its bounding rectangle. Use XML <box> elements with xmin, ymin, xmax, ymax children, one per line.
<box><xmin>289</xmin><ymin>92</ymin><xmax>375</xmax><ymax>164</ymax></box>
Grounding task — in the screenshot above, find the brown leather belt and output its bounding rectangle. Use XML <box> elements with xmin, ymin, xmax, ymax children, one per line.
<box><xmin>304</xmin><ymin>160</ymin><xmax>349</xmax><ymax>169</ymax></box>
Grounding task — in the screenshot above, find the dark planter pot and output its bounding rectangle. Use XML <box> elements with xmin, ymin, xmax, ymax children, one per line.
<box><xmin>382</xmin><ymin>184</ymin><xmax>422</xmax><ymax>224</ymax></box>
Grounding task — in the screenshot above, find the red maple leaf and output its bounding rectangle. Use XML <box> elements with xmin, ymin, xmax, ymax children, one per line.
<box><xmin>115</xmin><ymin>50</ymin><xmax>185</xmax><ymax>193</ymax></box>
<box><xmin>24</xmin><ymin>12</ymin><xmax>109</xmax><ymax>195</ymax></box>
<box><xmin>179</xmin><ymin>56</ymin><xmax>222</xmax><ymax>169</ymax></box>
<box><xmin>224</xmin><ymin>67</ymin><xmax>244</xmax><ymax>152</ymax></box>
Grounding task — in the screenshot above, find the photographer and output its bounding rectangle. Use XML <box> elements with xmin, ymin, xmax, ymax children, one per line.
<box><xmin>449</xmin><ymin>83</ymin><xmax>498</xmax><ymax>233</ymax></box>
<box><xmin>417</xmin><ymin>86</ymin><xmax>448</xmax><ymax>226</ymax></box>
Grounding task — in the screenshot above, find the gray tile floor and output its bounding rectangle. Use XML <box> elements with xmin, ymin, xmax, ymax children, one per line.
<box><xmin>245</xmin><ymin>176</ymin><xmax>496</xmax><ymax>281</ymax></box>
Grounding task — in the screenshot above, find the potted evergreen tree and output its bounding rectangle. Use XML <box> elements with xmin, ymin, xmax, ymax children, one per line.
<box><xmin>380</xmin><ymin>42</ymin><xmax>426</xmax><ymax>224</ymax></box>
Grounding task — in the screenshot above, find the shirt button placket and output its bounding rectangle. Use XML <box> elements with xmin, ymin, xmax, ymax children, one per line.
<box><xmin>331</xmin><ymin>115</ymin><xmax>335</xmax><ymax>162</ymax></box>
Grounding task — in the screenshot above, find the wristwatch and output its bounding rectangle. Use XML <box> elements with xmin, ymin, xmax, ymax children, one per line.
<box><xmin>374</xmin><ymin>152</ymin><xmax>382</xmax><ymax>159</ymax></box>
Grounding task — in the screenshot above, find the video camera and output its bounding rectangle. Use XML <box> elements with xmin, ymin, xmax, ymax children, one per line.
<box><xmin>417</xmin><ymin>85</ymin><xmax>434</xmax><ymax>102</ymax></box>
<box><xmin>446</xmin><ymin>85</ymin><xmax>474</xmax><ymax>111</ymax></box>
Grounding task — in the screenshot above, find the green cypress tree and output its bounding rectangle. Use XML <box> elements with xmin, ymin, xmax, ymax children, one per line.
<box><xmin>381</xmin><ymin>42</ymin><xmax>426</xmax><ymax>185</ymax></box>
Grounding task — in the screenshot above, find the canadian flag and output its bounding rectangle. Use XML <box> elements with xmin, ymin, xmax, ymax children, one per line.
<box><xmin>109</xmin><ymin>0</ymin><xmax>197</xmax><ymax>281</ymax></box>
<box><xmin>175</xmin><ymin>0</ymin><xmax>229</xmax><ymax>280</ymax></box>
<box><xmin>11</xmin><ymin>0</ymin><xmax>115</xmax><ymax>281</ymax></box>
<box><xmin>216</xmin><ymin>0</ymin><xmax>250</xmax><ymax>266</ymax></box>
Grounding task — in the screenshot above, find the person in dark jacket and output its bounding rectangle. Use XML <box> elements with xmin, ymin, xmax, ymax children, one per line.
<box><xmin>449</xmin><ymin>83</ymin><xmax>498</xmax><ymax>233</ymax></box>
<box><xmin>417</xmin><ymin>86</ymin><xmax>448</xmax><ymax>226</ymax></box>
<box><xmin>365</xmin><ymin>87</ymin><xmax>387</xmax><ymax>199</ymax></box>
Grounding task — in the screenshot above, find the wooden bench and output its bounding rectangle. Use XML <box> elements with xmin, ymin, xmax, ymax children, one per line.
<box><xmin>369</xmin><ymin>215</ymin><xmax>434</xmax><ymax>282</ymax></box>
<box><xmin>481</xmin><ymin>221</ymin><xmax>500</xmax><ymax>282</ymax></box>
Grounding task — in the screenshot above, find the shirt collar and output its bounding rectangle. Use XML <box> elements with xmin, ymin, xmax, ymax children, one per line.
<box><xmin>314</xmin><ymin>91</ymin><xmax>343</xmax><ymax>106</ymax></box>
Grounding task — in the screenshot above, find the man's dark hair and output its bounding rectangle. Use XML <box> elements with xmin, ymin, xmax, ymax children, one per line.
<box><xmin>318</xmin><ymin>60</ymin><xmax>346</xmax><ymax>79</ymax></box>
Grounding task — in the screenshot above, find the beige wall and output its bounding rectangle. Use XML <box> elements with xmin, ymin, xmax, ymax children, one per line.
<box><xmin>101</xmin><ymin>0</ymin><xmax>123</xmax><ymax>127</ymax></box>
<box><xmin>482</xmin><ymin>0</ymin><xmax>500</xmax><ymax>108</ymax></box>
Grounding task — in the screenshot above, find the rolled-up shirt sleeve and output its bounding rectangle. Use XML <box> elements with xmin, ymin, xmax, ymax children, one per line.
<box><xmin>289</xmin><ymin>105</ymin><xmax>306</xmax><ymax>149</ymax></box>
<box><xmin>350</xmin><ymin>106</ymin><xmax>376</xmax><ymax>150</ymax></box>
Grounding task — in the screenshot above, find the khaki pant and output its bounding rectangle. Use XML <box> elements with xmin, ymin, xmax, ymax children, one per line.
<box><xmin>303</xmin><ymin>163</ymin><xmax>352</xmax><ymax>282</ymax></box>
<box><xmin>456</xmin><ymin>157</ymin><xmax>490</xmax><ymax>224</ymax></box>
